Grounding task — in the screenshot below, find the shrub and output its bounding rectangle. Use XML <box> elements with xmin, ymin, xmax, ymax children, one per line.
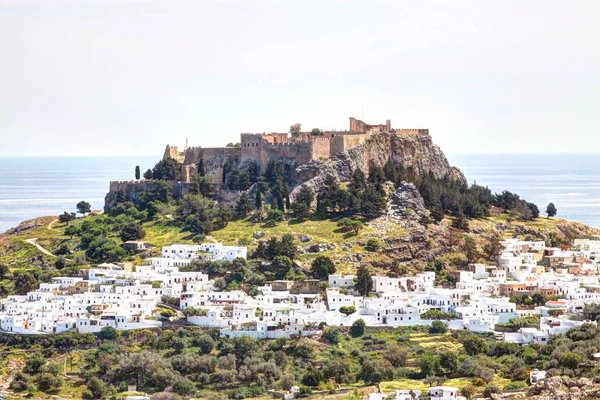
<box><xmin>339</xmin><ymin>306</ymin><xmax>357</xmax><ymax>316</ymax></box>
<box><xmin>429</xmin><ymin>320</ymin><xmax>448</xmax><ymax>334</ymax></box>
<box><xmin>483</xmin><ymin>384</ymin><xmax>501</xmax><ymax>398</ymax></box>
<box><xmin>365</xmin><ymin>238</ymin><xmax>380</xmax><ymax>252</ymax></box>
<box><xmin>350</xmin><ymin>319</ymin><xmax>366</xmax><ymax>337</ymax></box>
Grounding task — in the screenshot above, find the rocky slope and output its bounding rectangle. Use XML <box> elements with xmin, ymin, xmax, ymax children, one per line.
<box><xmin>291</xmin><ymin>131</ymin><xmax>465</xmax><ymax>200</ymax></box>
<box><xmin>527</xmin><ymin>376</ymin><xmax>600</xmax><ymax>400</ymax></box>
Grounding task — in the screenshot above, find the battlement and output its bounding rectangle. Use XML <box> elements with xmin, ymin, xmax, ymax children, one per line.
<box><xmin>394</xmin><ymin>129</ymin><xmax>429</xmax><ymax>136</ymax></box>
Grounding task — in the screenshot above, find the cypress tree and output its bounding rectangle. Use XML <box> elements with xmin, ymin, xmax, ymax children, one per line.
<box><xmin>198</xmin><ymin>159</ymin><xmax>205</xmax><ymax>176</ymax></box>
<box><xmin>135</xmin><ymin>165</ymin><xmax>140</xmax><ymax>180</ymax></box>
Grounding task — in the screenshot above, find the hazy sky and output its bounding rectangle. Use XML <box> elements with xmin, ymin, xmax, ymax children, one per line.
<box><xmin>1</xmin><ymin>0</ymin><xmax>599</xmax><ymax>157</ymax></box>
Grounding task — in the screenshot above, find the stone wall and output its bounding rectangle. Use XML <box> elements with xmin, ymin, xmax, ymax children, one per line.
<box><xmin>310</xmin><ymin>137</ymin><xmax>332</xmax><ymax>160</ymax></box>
<box><xmin>104</xmin><ymin>180</ymin><xmax>190</xmax><ymax>212</ymax></box>
<box><xmin>330</xmin><ymin>134</ymin><xmax>368</xmax><ymax>156</ymax></box>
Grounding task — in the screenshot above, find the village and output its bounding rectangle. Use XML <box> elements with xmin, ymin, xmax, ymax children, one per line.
<box><xmin>3</xmin><ymin>237</ymin><xmax>600</xmax><ymax>399</ymax></box>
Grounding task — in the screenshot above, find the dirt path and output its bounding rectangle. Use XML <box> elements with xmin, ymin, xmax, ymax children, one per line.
<box><xmin>24</xmin><ymin>238</ymin><xmax>56</xmax><ymax>258</ymax></box>
<box><xmin>48</xmin><ymin>218</ymin><xmax>59</xmax><ymax>231</ymax></box>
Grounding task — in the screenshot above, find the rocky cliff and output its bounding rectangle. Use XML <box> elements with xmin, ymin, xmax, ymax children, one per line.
<box><xmin>291</xmin><ymin>131</ymin><xmax>465</xmax><ymax>200</ymax></box>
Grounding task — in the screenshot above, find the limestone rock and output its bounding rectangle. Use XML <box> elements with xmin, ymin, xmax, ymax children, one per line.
<box><xmin>299</xmin><ymin>235</ymin><xmax>311</xmax><ymax>243</ymax></box>
<box><xmin>388</xmin><ymin>181</ymin><xmax>430</xmax><ymax>223</ymax></box>
<box><xmin>290</xmin><ymin>130</ymin><xmax>466</xmax><ymax>202</ymax></box>
<box><xmin>253</xmin><ymin>231</ymin><xmax>265</xmax><ymax>239</ymax></box>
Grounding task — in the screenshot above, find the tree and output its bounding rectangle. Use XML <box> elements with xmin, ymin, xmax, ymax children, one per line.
<box><xmin>120</xmin><ymin>223</ymin><xmax>146</xmax><ymax>242</ymax></box>
<box><xmin>339</xmin><ymin>306</ymin><xmax>356</xmax><ymax>316</ymax></box>
<box><xmin>546</xmin><ymin>202</ymin><xmax>557</xmax><ymax>218</ymax></box>
<box><xmin>310</xmin><ymin>128</ymin><xmax>322</xmax><ymax>136</ymax></box>
<box><xmin>429</xmin><ymin>320</ymin><xmax>448</xmax><ymax>334</ymax></box>
<box><xmin>65</xmin><ymin>225</ymin><xmax>81</xmax><ymax>239</ymax></box>
<box><xmin>383</xmin><ymin>344</ymin><xmax>409</xmax><ymax>368</ymax></box>
<box><xmin>323</xmin><ymin>359</ymin><xmax>351</xmax><ymax>384</ymax></box>
<box><xmin>322</xmin><ymin>328</ymin><xmax>342</xmax><ymax>345</ymax></box>
<box><xmin>36</xmin><ymin>373</ymin><xmax>63</xmax><ymax>393</ymax></box>
<box><xmin>354</xmin><ymin>265</ymin><xmax>373</xmax><ymax>296</ymax></box>
<box><xmin>483</xmin><ymin>232</ymin><xmax>502</xmax><ymax>260</ymax></box>
<box><xmin>235</xmin><ymin>193</ymin><xmax>253</xmax><ymax>217</ymax></box>
<box><xmin>289</xmin><ymin>123</ymin><xmax>302</xmax><ymax>138</ymax></box>
<box><xmin>266</xmin><ymin>208</ymin><xmax>284</xmax><ymax>225</ymax></box>
<box><xmin>143</xmin><ymin>168</ymin><xmax>153</xmax><ymax>179</ymax></box>
<box><xmin>58</xmin><ymin>212</ymin><xmax>76</xmax><ymax>224</ymax></box>
<box><xmin>462</xmin><ymin>236</ymin><xmax>480</xmax><ymax>264</ymax></box>
<box><xmin>311</xmin><ymin>255</ymin><xmax>335</xmax><ymax>279</ymax></box>
<box><xmin>439</xmin><ymin>351</ymin><xmax>459</xmax><ymax>374</ymax></box>
<box><xmin>97</xmin><ymin>326</ymin><xmax>117</xmax><ymax>340</ymax></box>
<box><xmin>350</xmin><ymin>319</ymin><xmax>366</xmax><ymax>337</ymax></box>
<box><xmin>85</xmin><ymin>237</ymin><xmax>126</xmax><ymax>262</ymax></box>
<box><xmin>462</xmin><ymin>335</ymin><xmax>487</xmax><ymax>356</ymax></box>
<box><xmin>13</xmin><ymin>271</ymin><xmax>38</xmax><ymax>295</ymax></box>
<box><xmin>291</xmin><ymin>186</ymin><xmax>314</xmax><ymax>220</ymax></box>
<box><xmin>483</xmin><ymin>384</ymin><xmax>501</xmax><ymax>398</ymax></box>
<box><xmin>460</xmin><ymin>385</ymin><xmax>476</xmax><ymax>400</ymax></box>
<box><xmin>360</xmin><ymin>359</ymin><xmax>394</xmax><ymax>384</ymax></box>
<box><xmin>559</xmin><ymin>352</ymin><xmax>582</xmax><ymax>369</ymax></box>
<box><xmin>135</xmin><ymin>165</ymin><xmax>141</xmax><ymax>180</ymax></box>
<box><xmin>418</xmin><ymin>353</ymin><xmax>441</xmax><ymax>377</ymax></box>
<box><xmin>0</xmin><ymin>263</ymin><xmax>9</xmax><ymax>279</ymax></box>
<box><xmin>76</xmin><ymin>201</ymin><xmax>92</xmax><ymax>216</ymax></box>
<box><xmin>198</xmin><ymin>159</ymin><xmax>205</xmax><ymax>176</ymax></box>
<box><xmin>85</xmin><ymin>377</ymin><xmax>108</xmax><ymax>399</ymax></box>
<box><xmin>270</xmin><ymin>256</ymin><xmax>293</xmax><ymax>280</ymax></box>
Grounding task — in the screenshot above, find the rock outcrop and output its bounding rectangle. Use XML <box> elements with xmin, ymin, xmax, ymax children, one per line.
<box><xmin>527</xmin><ymin>376</ymin><xmax>600</xmax><ymax>400</ymax></box>
<box><xmin>387</xmin><ymin>182</ymin><xmax>430</xmax><ymax>226</ymax></box>
<box><xmin>290</xmin><ymin>131</ymin><xmax>465</xmax><ymax>201</ymax></box>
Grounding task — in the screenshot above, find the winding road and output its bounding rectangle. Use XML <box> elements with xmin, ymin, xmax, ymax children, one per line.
<box><xmin>24</xmin><ymin>238</ymin><xmax>56</xmax><ymax>258</ymax></box>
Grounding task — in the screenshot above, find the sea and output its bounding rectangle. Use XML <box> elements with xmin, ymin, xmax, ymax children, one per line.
<box><xmin>0</xmin><ymin>156</ymin><xmax>158</xmax><ymax>233</ymax></box>
<box><xmin>0</xmin><ymin>153</ymin><xmax>599</xmax><ymax>233</ymax></box>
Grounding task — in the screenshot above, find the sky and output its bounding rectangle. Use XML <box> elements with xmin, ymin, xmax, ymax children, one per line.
<box><xmin>1</xmin><ymin>0</ymin><xmax>599</xmax><ymax>157</ymax></box>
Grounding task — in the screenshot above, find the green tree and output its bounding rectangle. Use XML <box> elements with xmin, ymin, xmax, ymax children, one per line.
<box><xmin>64</xmin><ymin>224</ymin><xmax>81</xmax><ymax>239</ymax></box>
<box><xmin>429</xmin><ymin>320</ymin><xmax>448</xmax><ymax>334</ymax></box>
<box><xmin>354</xmin><ymin>265</ymin><xmax>373</xmax><ymax>296</ymax></box>
<box><xmin>13</xmin><ymin>272</ymin><xmax>38</xmax><ymax>295</ymax></box>
<box><xmin>36</xmin><ymin>373</ymin><xmax>63</xmax><ymax>393</ymax></box>
<box><xmin>97</xmin><ymin>326</ymin><xmax>117</xmax><ymax>340</ymax></box>
<box><xmin>198</xmin><ymin>159</ymin><xmax>205</xmax><ymax>176</ymax></box>
<box><xmin>290</xmin><ymin>123</ymin><xmax>302</xmax><ymax>138</ymax></box>
<box><xmin>460</xmin><ymin>385</ymin><xmax>476</xmax><ymax>400</ymax></box>
<box><xmin>323</xmin><ymin>359</ymin><xmax>351</xmax><ymax>384</ymax></box>
<box><xmin>235</xmin><ymin>192</ymin><xmax>253</xmax><ymax>217</ymax></box>
<box><xmin>383</xmin><ymin>344</ymin><xmax>409</xmax><ymax>367</ymax></box>
<box><xmin>270</xmin><ymin>256</ymin><xmax>293</xmax><ymax>280</ymax></box>
<box><xmin>419</xmin><ymin>353</ymin><xmax>441</xmax><ymax>377</ymax></box>
<box><xmin>339</xmin><ymin>306</ymin><xmax>356</xmax><ymax>316</ymax></box>
<box><xmin>135</xmin><ymin>165</ymin><xmax>141</xmax><ymax>180</ymax></box>
<box><xmin>0</xmin><ymin>263</ymin><xmax>9</xmax><ymax>279</ymax></box>
<box><xmin>291</xmin><ymin>186</ymin><xmax>314</xmax><ymax>220</ymax></box>
<box><xmin>58</xmin><ymin>212</ymin><xmax>76</xmax><ymax>224</ymax></box>
<box><xmin>559</xmin><ymin>352</ymin><xmax>582</xmax><ymax>369</ymax></box>
<box><xmin>462</xmin><ymin>236</ymin><xmax>479</xmax><ymax>263</ymax></box>
<box><xmin>143</xmin><ymin>168</ymin><xmax>153</xmax><ymax>179</ymax></box>
<box><xmin>76</xmin><ymin>200</ymin><xmax>92</xmax><ymax>216</ymax></box>
<box><xmin>462</xmin><ymin>335</ymin><xmax>487</xmax><ymax>356</ymax></box>
<box><xmin>350</xmin><ymin>319</ymin><xmax>366</xmax><ymax>337</ymax></box>
<box><xmin>322</xmin><ymin>328</ymin><xmax>342</xmax><ymax>345</ymax></box>
<box><xmin>484</xmin><ymin>232</ymin><xmax>502</xmax><ymax>260</ymax></box>
<box><xmin>310</xmin><ymin>255</ymin><xmax>335</xmax><ymax>279</ymax></box>
<box><xmin>310</xmin><ymin>128</ymin><xmax>322</xmax><ymax>135</ymax></box>
<box><xmin>120</xmin><ymin>223</ymin><xmax>146</xmax><ymax>242</ymax></box>
<box><xmin>360</xmin><ymin>359</ymin><xmax>394</xmax><ymax>384</ymax></box>
<box><xmin>546</xmin><ymin>202</ymin><xmax>557</xmax><ymax>218</ymax></box>
<box><xmin>439</xmin><ymin>351</ymin><xmax>459</xmax><ymax>374</ymax></box>
<box><xmin>85</xmin><ymin>377</ymin><xmax>107</xmax><ymax>399</ymax></box>
<box><xmin>24</xmin><ymin>353</ymin><xmax>46</xmax><ymax>374</ymax></box>
<box><xmin>85</xmin><ymin>237</ymin><xmax>126</xmax><ymax>262</ymax></box>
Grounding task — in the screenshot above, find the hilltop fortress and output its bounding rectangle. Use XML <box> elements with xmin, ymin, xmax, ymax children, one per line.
<box><xmin>106</xmin><ymin>116</ymin><xmax>463</xmax><ymax>212</ymax></box>
<box><xmin>163</xmin><ymin>117</ymin><xmax>429</xmax><ymax>184</ymax></box>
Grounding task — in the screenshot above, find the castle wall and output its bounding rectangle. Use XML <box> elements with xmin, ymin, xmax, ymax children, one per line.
<box><xmin>330</xmin><ymin>134</ymin><xmax>368</xmax><ymax>156</ymax></box>
<box><xmin>163</xmin><ymin>145</ymin><xmax>182</xmax><ymax>162</ymax></box>
<box><xmin>310</xmin><ymin>137</ymin><xmax>331</xmax><ymax>160</ymax></box>
<box><xmin>105</xmin><ymin>180</ymin><xmax>189</xmax><ymax>212</ymax></box>
<box><xmin>260</xmin><ymin>141</ymin><xmax>313</xmax><ymax>169</ymax></box>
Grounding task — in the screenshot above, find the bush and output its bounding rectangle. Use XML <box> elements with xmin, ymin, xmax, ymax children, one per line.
<box><xmin>429</xmin><ymin>320</ymin><xmax>448</xmax><ymax>334</ymax></box>
<box><xmin>339</xmin><ymin>306</ymin><xmax>356</xmax><ymax>316</ymax></box>
<box><xmin>365</xmin><ymin>238</ymin><xmax>380</xmax><ymax>252</ymax></box>
<box><xmin>310</xmin><ymin>255</ymin><xmax>336</xmax><ymax>279</ymax></box>
<box><xmin>323</xmin><ymin>328</ymin><xmax>342</xmax><ymax>345</ymax></box>
<box><xmin>483</xmin><ymin>384</ymin><xmax>501</xmax><ymax>398</ymax></box>
<box><xmin>350</xmin><ymin>319</ymin><xmax>366</xmax><ymax>337</ymax></box>
<box><xmin>173</xmin><ymin>378</ymin><xmax>197</xmax><ymax>396</ymax></box>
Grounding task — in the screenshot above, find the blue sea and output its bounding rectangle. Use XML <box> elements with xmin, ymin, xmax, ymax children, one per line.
<box><xmin>0</xmin><ymin>156</ymin><xmax>158</xmax><ymax>233</ymax></box>
<box><xmin>1</xmin><ymin>154</ymin><xmax>599</xmax><ymax>233</ymax></box>
<box><xmin>449</xmin><ymin>153</ymin><xmax>600</xmax><ymax>229</ymax></box>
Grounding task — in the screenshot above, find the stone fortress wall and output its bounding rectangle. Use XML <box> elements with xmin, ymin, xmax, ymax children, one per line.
<box><xmin>162</xmin><ymin>117</ymin><xmax>428</xmax><ymax>182</ymax></box>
